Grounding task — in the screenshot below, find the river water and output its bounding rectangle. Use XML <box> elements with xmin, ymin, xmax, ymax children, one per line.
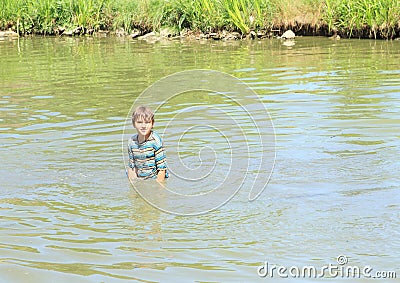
<box><xmin>0</xmin><ymin>36</ymin><xmax>399</xmax><ymax>282</ymax></box>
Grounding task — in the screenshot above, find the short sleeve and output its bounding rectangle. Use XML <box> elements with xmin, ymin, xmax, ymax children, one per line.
<box><xmin>127</xmin><ymin>138</ymin><xmax>135</xmax><ymax>169</ymax></box>
<box><xmin>152</xmin><ymin>133</ymin><xmax>167</xmax><ymax>171</ymax></box>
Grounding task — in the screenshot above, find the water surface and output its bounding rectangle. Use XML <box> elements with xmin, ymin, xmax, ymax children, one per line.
<box><xmin>0</xmin><ymin>36</ymin><xmax>399</xmax><ymax>282</ymax></box>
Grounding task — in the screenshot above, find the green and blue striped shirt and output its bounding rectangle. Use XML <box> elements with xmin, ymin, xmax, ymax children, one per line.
<box><xmin>128</xmin><ymin>131</ymin><xmax>168</xmax><ymax>179</ymax></box>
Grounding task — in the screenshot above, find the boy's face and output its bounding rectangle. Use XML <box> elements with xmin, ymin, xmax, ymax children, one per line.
<box><xmin>134</xmin><ymin>118</ymin><xmax>153</xmax><ymax>137</ymax></box>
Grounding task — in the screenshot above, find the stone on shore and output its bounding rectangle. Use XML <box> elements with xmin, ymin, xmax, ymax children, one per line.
<box><xmin>160</xmin><ymin>27</ymin><xmax>176</xmax><ymax>38</ymax></box>
<box><xmin>137</xmin><ymin>32</ymin><xmax>159</xmax><ymax>43</ymax></box>
<box><xmin>330</xmin><ymin>34</ymin><xmax>341</xmax><ymax>40</ymax></box>
<box><xmin>224</xmin><ymin>31</ymin><xmax>241</xmax><ymax>40</ymax></box>
<box><xmin>115</xmin><ymin>28</ymin><xmax>127</xmax><ymax>37</ymax></box>
<box><xmin>53</xmin><ymin>26</ymin><xmax>65</xmax><ymax>35</ymax></box>
<box><xmin>0</xmin><ymin>30</ymin><xmax>19</xmax><ymax>38</ymax></box>
<box><xmin>64</xmin><ymin>26</ymin><xmax>84</xmax><ymax>36</ymax></box>
<box><xmin>131</xmin><ymin>31</ymin><xmax>141</xmax><ymax>39</ymax></box>
<box><xmin>281</xmin><ymin>30</ymin><xmax>295</xmax><ymax>39</ymax></box>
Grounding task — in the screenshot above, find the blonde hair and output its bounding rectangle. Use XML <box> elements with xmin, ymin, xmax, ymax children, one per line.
<box><xmin>132</xmin><ymin>106</ymin><xmax>154</xmax><ymax>124</ymax></box>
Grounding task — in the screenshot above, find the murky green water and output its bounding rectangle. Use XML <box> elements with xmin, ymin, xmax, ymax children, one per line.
<box><xmin>1</xmin><ymin>36</ymin><xmax>399</xmax><ymax>282</ymax></box>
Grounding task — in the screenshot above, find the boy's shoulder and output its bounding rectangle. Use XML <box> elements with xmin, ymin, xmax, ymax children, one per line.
<box><xmin>128</xmin><ymin>134</ymin><xmax>138</xmax><ymax>144</ymax></box>
<box><xmin>149</xmin><ymin>131</ymin><xmax>163</xmax><ymax>145</ymax></box>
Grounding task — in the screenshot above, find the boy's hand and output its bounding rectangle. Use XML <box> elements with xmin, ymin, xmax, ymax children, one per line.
<box><xmin>127</xmin><ymin>167</ymin><xmax>137</xmax><ymax>181</ymax></box>
<box><xmin>156</xmin><ymin>170</ymin><xmax>166</xmax><ymax>182</ymax></box>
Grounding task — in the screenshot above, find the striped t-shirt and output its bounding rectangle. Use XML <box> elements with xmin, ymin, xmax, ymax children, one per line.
<box><xmin>127</xmin><ymin>131</ymin><xmax>168</xmax><ymax>179</ymax></box>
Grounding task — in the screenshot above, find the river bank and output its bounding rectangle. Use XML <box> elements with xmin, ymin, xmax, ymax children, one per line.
<box><xmin>1</xmin><ymin>0</ymin><xmax>400</xmax><ymax>40</ymax></box>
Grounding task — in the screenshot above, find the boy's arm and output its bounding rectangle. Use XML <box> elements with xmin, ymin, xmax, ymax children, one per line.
<box><xmin>127</xmin><ymin>142</ymin><xmax>137</xmax><ymax>181</ymax></box>
<box><xmin>156</xmin><ymin>169</ymin><xmax>166</xmax><ymax>182</ymax></box>
<box><xmin>153</xmin><ymin>133</ymin><xmax>168</xmax><ymax>182</ymax></box>
<box><xmin>127</xmin><ymin>167</ymin><xmax>137</xmax><ymax>181</ymax></box>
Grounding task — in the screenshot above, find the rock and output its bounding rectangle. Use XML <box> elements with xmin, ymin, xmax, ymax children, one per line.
<box><xmin>249</xmin><ymin>30</ymin><xmax>257</xmax><ymax>39</ymax></box>
<box><xmin>281</xmin><ymin>30</ymin><xmax>295</xmax><ymax>39</ymax></box>
<box><xmin>179</xmin><ymin>28</ymin><xmax>191</xmax><ymax>37</ymax></box>
<box><xmin>131</xmin><ymin>31</ymin><xmax>141</xmax><ymax>39</ymax></box>
<box><xmin>170</xmin><ymin>35</ymin><xmax>182</xmax><ymax>40</ymax></box>
<box><xmin>232</xmin><ymin>32</ymin><xmax>241</xmax><ymax>39</ymax></box>
<box><xmin>8</xmin><ymin>30</ymin><xmax>19</xmax><ymax>37</ymax></box>
<box><xmin>224</xmin><ymin>32</ymin><xmax>241</xmax><ymax>40</ymax></box>
<box><xmin>137</xmin><ymin>32</ymin><xmax>159</xmax><ymax>43</ymax></box>
<box><xmin>116</xmin><ymin>28</ymin><xmax>126</xmax><ymax>37</ymax></box>
<box><xmin>64</xmin><ymin>30</ymin><xmax>73</xmax><ymax>36</ymax></box>
<box><xmin>209</xmin><ymin>32</ymin><xmax>221</xmax><ymax>40</ymax></box>
<box><xmin>54</xmin><ymin>26</ymin><xmax>65</xmax><ymax>35</ymax></box>
<box><xmin>160</xmin><ymin>27</ymin><xmax>175</xmax><ymax>38</ymax></box>
<box><xmin>138</xmin><ymin>32</ymin><xmax>156</xmax><ymax>40</ymax></box>
<box><xmin>73</xmin><ymin>26</ymin><xmax>83</xmax><ymax>35</ymax></box>
<box><xmin>63</xmin><ymin>27</ymin><xmax>92</xmax><ymax>36</ymax></box>
<box><xmin>196</xmin><ymin>33</ymin><xmax>207</xmax><ymax>40</ymax></box>
<box><xmin>0</xmin><ymin>29</ymin><xmax>19</xmax><ymax>37</ymax></box>
<box><xmin>330</xmin><ymin>34</ymin><xmax>340</xmax><ymax>40</ymax></box>
<box><xmin>257</xmin><ymin>31</ymin><xmax>267</xmax><ymax>38</ymax></box>
<box><xmin>97</xmin><ymin>30</ymin><xmax>109</xmax><ymax>37</ymax></box>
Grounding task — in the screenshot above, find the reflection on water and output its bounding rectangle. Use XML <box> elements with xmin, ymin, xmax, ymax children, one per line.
<box><xmin>0</xmin><ymin>37</ymin><xmax>399</xmax><ymax>282</ymax></box>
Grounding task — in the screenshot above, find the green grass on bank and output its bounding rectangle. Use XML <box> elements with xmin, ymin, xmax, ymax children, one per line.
<box><xmin>1</xmin><ymin>0</ymin><xmax>399</xmax><ymax>39</ymax></box>
<box><xmin>325</xmin><ymin>0</ymin><xmax>400</xmax><ymax>38</ymax></box>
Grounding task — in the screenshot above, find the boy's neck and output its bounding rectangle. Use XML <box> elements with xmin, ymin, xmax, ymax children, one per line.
<box><xmin>138</xmin><ymin>131</ymin><xmax>151</xmax><ymax>143</ymax></box>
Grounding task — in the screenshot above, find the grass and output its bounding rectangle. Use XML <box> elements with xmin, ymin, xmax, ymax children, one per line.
<box><xmin>1</xmin><ymin>0</ymin><xmax>399</xmax><ymax>38</ymax></box>
<box><xmin>0</xmin><ymin>0</ymin><xmax>108</xmax><ymax>34</ymax></box>
<box><xmin>324</xmin><ymin>0</ymin><xmax>400</xmax><ymax>38</ymax></box>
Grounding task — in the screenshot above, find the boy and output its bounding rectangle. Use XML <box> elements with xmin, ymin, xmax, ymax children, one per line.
<box><xmin>127</xmin><ymin>106</ymin><xmax>168</xmax><ymax>182</ymax></box>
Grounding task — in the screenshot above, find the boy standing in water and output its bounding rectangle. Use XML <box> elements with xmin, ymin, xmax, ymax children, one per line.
<box><xmin>127</xmin><ymin>106</ymin><xmax>168</xmax><ymax>182</ymax></box>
